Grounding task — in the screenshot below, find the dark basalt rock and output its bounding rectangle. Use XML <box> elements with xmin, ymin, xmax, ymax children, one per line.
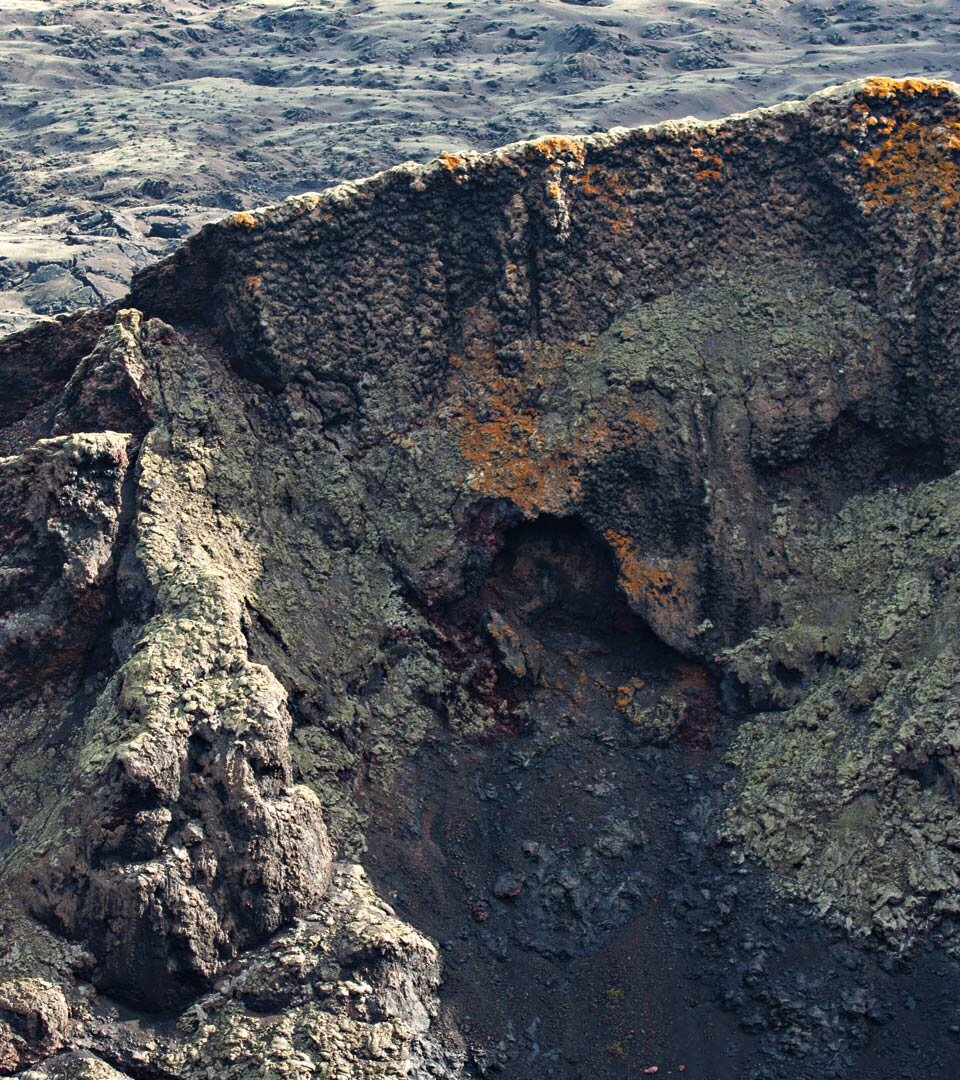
<box><xmin>1</xmin><ymin>78</ymin><xmax>960</xmax><ymax>1078</ymax></box>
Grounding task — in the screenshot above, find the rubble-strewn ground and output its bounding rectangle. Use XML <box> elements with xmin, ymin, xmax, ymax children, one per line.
<box><xmin>3</xmin><ymin>74</ymin><xmax>960</xmax><ymax>1080</ymax></box>
<box><xmin>1</xmin><ymin>0</ymin><xmax>958</xmax><ymax>335</ymax></box>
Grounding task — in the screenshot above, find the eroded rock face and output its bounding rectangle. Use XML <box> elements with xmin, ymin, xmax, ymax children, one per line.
<box><xmin>1</xmin><ymin>78</ymin><xmax>960</xmax><ymax>1077</ymax></box>
<box><xmin>723</xmin><ymin>473</ymin><xmax>960</xmax><ymax>945</ymax></box>
<box><xmin>3</xmin><ymin>313</ymin><xmax>333</xmax><ymax>1015</ymax></box>
<box><xmin>0</xmin><ymin>980</ymin><xmax>69</xmax><ymax>1073</ymax></box>
<box><xmin>0</xmin><ymin>431</ymin><xmax>132</xmax><ymax>705</ymax></box>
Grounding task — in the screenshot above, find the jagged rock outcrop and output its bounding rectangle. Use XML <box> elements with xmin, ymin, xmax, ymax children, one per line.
<box><xmin>3</xmin><ymin>313</ymin><xmax>334</xmax><ymax>1018</ymax></box>
<box><xmin>1</xmin><ymin>78</ymin><xmax>960</xmax><ymax>1077</ymax></box>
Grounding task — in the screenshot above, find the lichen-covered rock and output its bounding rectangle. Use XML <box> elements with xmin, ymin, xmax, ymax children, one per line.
<box><xmin>0</xmin><ymin>431</ymin><xmax>133</xmax><ymax>705</ymax></box>
<box><xmin>0</xmin><ymin>77</ymin><xmax>959</xmax><ymax>1076</ymax></box>
<box><xmin>2</xmin><ymin>316</ymin><xmax>334</xmax><ymax>1018</ymax></box>
<box><xmin>50</xmin><ymin>310</ymin><xmax>159</xmax><ymax>439</ymax></box>
<box><xmin>152</xmin><ymin>864</ymin><xmax>458</xmax><ymax>1080</ymax></box>
<box><xmin>0</xmin><ymin>980</ymin><xmax>68</xmax><ymax>1074</ymax></box>
<box><xmin>722</xmin><ymin>473</ymin><xmax>960</xmax><ymax>947</ymax></box>
<box><xmin>17</xmin><ymin>1056</ymin><xmax>132</xmax><ymax>1080</ymax></box>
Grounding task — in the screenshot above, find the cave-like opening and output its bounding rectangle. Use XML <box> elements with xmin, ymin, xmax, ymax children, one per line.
<box><xmin>433</xmin><ymin>513</ymin><xmax>723</xmax><ymax>750</ymax></box>
<box><xmin>363</xmin><ymin>513</ymin><xmax>740</xmax><ymax>1078</ymax></box>
<box><xmin>474</xmin><ymin>514</ymin><xmax>675</xmax><ymax>670</ymax></box>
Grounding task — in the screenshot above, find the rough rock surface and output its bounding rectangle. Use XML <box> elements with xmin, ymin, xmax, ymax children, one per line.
<box><xmin>2</xmin><ymin>78</ymin><xmax>960</xmax><ymax>1078</ymax></box>
<box><xmin>1</xmin><ymin>0</ymin><xmax>957</xmax><ymax>336</ymax></box>
<box><xmin>724</xmin><ymin>471</ymin><xmax>960</xmax><ymax>945</ymax></box>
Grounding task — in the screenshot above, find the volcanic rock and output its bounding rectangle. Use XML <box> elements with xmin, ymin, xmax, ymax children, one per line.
<box><xmin>2</xmin><ymin>78</ymin><xmax>960</xmax><ymax>1078</ymax></box>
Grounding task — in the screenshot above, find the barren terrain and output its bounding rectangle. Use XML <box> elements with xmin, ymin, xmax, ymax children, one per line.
<box><xmin>4</xmin><ymin>4</ymin><xmax>960</xmax><ymax>1079</ymax></box>
<box><xmin>1</xmin><ymin>0</ymin><xmax>957</xmax><ymax>334</ymax></box>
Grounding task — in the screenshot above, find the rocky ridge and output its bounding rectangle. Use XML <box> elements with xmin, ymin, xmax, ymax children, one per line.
<box><xmin>1</xmin><ymin>0</ymin><xmax>957</xmax><ymax>336</ymax></box>
<box><xmin>1</xmin><ymin>77</ymin><xmax>960</xmax><ymax>1077</ymax></box>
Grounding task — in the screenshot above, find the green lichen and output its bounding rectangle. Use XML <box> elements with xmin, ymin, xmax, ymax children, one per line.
<box><xmin>723</xmin><ymin>473</ymin><xmax>960</xmax><ymax>946</ymax></box>
<box><xmin>624</xmin><ymin>692</ymin><xmax>688</xmax><ymax>746</ymax></box>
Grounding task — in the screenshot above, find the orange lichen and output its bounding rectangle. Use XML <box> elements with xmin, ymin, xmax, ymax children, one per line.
<box><xmin>694</xmin><ymin>153</ymin><xmax>724</xmax><ymax>183</ymax></box>
<box><xmin>533</xmin><ymin>136</ymin><xmax>586</xmax><ymax>164</ymax></box>
<box><xmin>568</xmin><ymin>164</ymin><xmax>633</xmax><ymax>233</ymax></box>
<box><xmin>569</xmin><ymin>165</ymin><xmax>627</xmax><ymax>198</ymax></box>
<box><xmin>231</xmin><ymin>211</ymin><xmax>258</xmax><ymax>228</ymax></box>
<box><xmin>546</xmin><ymin>180</ymin><xmax>562</xmax><ymax>200</ymax></box>
<box><xmin>438</xmin><ymin>152</ymin><xmax>464</xmax><ymax>171</ymax></box>
<box><xmin>687</xmin><ymin>144</ymin><xmax>724</xmax><ymax>183</ymax></box>
<box><xmin>847</xmin><ymin>79</ymin><xmax>960</xmax><ymax>219</ymax></box>
<box><xmin>445</xmin><ymin>340</ymin><xmax>656</xmax><ymax>516</ymax></box>
<box><xmin>861</xmin><ymin>77</ymin><xmax>951</xmax><ymax>101</ymax></box>
<box><xmin>604</xmin><ymin>530</ymin><xmax>676</xmax><ymax>603</ymax></box>
<box><xmin>615</xmin><ymin>676</ymin><xmax>645</xmax><ymax>713</ymax></box>
<box><xmin>244</xmin><ymin>274</ymin><xmax>262</xmax><ymax>292</ymax></box>
<box><xmin>619</xmin><ymin>407</ymin><xmax>657</xmax><ymax>436</ymax></box>
<box><xmin>603</xmin><ymin>530</ymin><xmax>699</xmax><ymax>638</ymax></box>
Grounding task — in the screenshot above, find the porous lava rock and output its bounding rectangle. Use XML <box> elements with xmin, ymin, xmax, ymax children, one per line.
<box><xmin>1</xmin><ymin>78</ymin><xmax>960</xmax><ymax>1077</ymax></box>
